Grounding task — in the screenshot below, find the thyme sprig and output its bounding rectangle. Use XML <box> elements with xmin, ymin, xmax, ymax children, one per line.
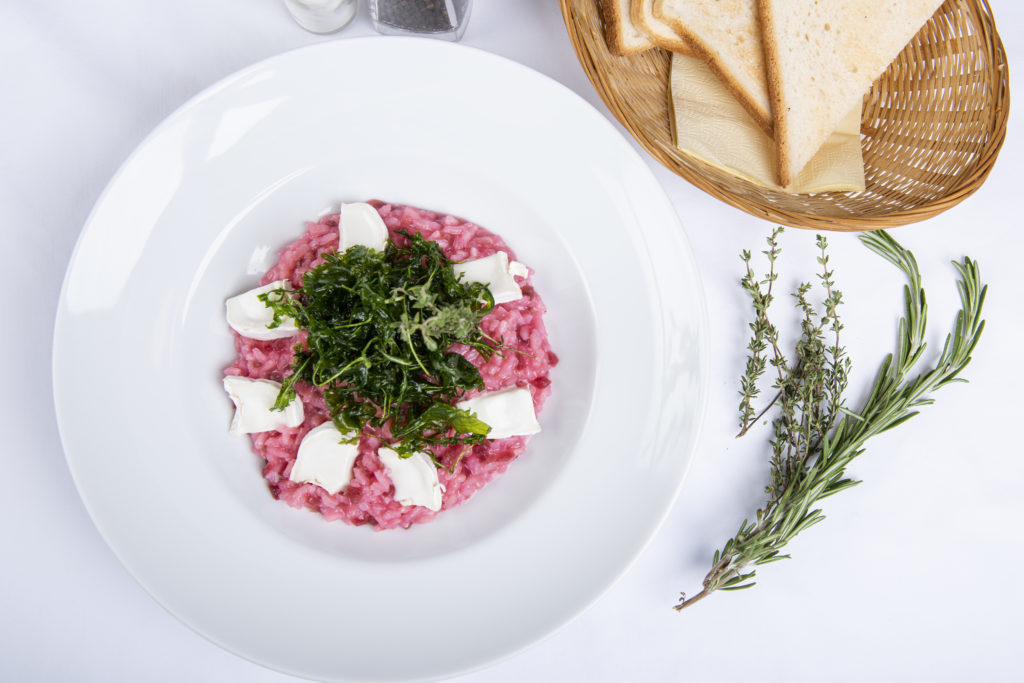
<box><xmin>675</xmin><ymin>229</ymin><xmax>986</xmax><ymax>611</ymax></box>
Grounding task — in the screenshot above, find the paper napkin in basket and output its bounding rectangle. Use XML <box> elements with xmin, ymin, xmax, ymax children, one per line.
<box><xmin>669</xmin><ymin>53</ymin><xmax>864</xmax><ymax>194</ymax></box>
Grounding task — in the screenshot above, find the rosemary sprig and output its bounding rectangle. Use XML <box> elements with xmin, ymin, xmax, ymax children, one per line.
<box><xmin>675</xmin><ymin>229</ymin><xmax>986</xmax><ymax>611</ymax></box>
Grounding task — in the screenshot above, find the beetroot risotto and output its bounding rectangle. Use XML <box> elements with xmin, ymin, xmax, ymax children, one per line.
<box><xmin>224</xmin><ymin>201</ymin><xmax>557</xmax><ymax>529</ymax></box>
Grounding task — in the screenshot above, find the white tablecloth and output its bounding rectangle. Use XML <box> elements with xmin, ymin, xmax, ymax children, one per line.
<box><xmin>3</xmin><ymin>1</ymin><xmax>1021</xmax><ymax>681</ymax></box>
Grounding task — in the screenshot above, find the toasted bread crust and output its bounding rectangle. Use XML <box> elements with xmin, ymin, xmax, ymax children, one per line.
<box><xmin>630</xmin><ymin>0</ymin><xmax>694</xmax><ymax>55</ymax></box>
<box><xmin>601</xmin><ymin>0</ymin><xmax>653</xmax><ymax>56</ymax></box>
<box><xmin>757</xmin><ymin>0</ymin><xmax>789</xmax><ymax>184</ymax></box>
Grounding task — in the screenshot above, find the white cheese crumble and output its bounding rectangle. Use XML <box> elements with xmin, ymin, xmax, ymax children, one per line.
<box><xmin>289</xmin><ymin>422</ymin><xmax>360</xmax><ymax>494</ymax></box>
<box><xmin>339</xmin><ymin>202</ymin><xmax>389</xmax><ymax>252</ymax></box>
<box><xmin>377</xmin><ymin>448</ymin><xmax>444</xmax><ymax>511</ymax></box>
<box><xmin>457</xmin><ymin>386</ymin><xmax>541</xmax><ymax>440</ymax></box>
<box><xmin>225</xmin><ymin>280</ymin><xmax>299</xmax><ymax>340</ymax></box>
<box><xmin>452</xmin><ymin>251</ymin><xmax>528</xmax><ymax>304</ymax></box>
<box><xmin>222</xmin><ymin>376</ymin><xmax>304</xmax><ymax>435</ymax></box>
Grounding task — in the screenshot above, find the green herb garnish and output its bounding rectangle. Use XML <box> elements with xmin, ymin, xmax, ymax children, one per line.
<box><xmin>675</xmin><ymin>229</ymin><xmax>986</xmax><ymax>610</ymax></box>
<box><xmin>260</xmin><ymin>231</ymin><xmax>497</xmax><ymax>462</ymax></box>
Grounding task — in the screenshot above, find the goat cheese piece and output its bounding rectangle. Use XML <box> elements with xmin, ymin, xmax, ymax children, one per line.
<box><xmin>457</xmin><ymin>386</ymin><xmax>541</xmax><ymax>440</ymax></box>
<box><xmin>225</xmin><ymin>280</ymin><xmax>299</xmax><ymax>340</ymax></box>
<box><xmin>452</xmin><ymin>251</ymin><xmax>528</xmax><ymax>304</ymax></box>
<box><xmin>339</xmin><ymin>202</ymin><xmax>389</xmax><ymax>252</ymax></box>
<box><xmin>289</xmin><ymin>422</ymin><xmax>359</xmax><ymax>494</ymax></box>
<box><xmin>222</xmin><ymin>376</ymin><xmax>304</xmax><ymax>435</ymax></box>
<box><xmin>377</xmin><ymin>448</ymin><xmax>444</xmax><ymax>511</ymax></box>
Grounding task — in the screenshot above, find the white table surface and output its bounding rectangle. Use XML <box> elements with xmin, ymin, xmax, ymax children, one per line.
<box><xmin>3</xmin><ymin>2</ymin><xmax>1021</xmax><ymax>681</ymax></box>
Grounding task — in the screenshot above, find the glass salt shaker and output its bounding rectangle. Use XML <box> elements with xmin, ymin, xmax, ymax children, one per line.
<box><xmin>283</xmin><ymin>0</ymin><xmax>358</xmax><ymax>34</ymax></box>
<box><xmin>369</xmin><ymin>0</ymin><xmax>472</xmax><ymax>41</ymax></box>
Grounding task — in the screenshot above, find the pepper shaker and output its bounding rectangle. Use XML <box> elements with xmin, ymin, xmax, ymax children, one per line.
<box><xmin>369</xmin><ymin>0</ymin><xmax>472</xmax><ymax>41</ymax></box>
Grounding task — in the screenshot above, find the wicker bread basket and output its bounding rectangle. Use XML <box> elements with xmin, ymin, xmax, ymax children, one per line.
<box><xmin>560</xmin><ymin>0</ymin><xmax>1010</xmax><ymax>231</ymax></box>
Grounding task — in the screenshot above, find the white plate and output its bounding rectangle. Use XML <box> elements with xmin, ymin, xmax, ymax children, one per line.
<box><xmin>53</xmin><ymin>38</ymin><xmax>707</xmax><ymax>682</ymax></box>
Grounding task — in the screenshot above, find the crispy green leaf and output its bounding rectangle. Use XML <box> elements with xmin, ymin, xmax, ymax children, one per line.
<box><xmin>261</xmin><ymin>231</ymin><xmax>501</xmax><ymax>458</ymax></box>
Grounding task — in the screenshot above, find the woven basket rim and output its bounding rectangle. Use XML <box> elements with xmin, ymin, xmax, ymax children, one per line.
<box><xmin>560</xmin><ymin>0</ymin><xmax>1011</xmax><ymax>231</ymax></box>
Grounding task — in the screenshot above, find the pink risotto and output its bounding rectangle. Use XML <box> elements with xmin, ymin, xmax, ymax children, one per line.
<box><xmin>225</xmin><ymin>201</ymin><xmax>557</xmax><ymax>529</ymax></box>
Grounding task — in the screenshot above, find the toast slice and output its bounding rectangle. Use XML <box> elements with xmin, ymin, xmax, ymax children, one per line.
<box><xmin>601</xmin><ymin>0</ymin><xmax>654</xmax><ymax>56</ymax></box>
<box><xmin>670</xmin><ymin>53</ymin><xmax>865</xmax><ymax>193</ymax></box>
<box><xmin>630</xmin><ymin>0</ymin><xmax>693</xmax><ymax>55</ymax></box>
<box><xmin>654</xmin><ymin>0</ymin><xmax>772</xmax><ymax>135</ymax></box>
<box><xmin>759</xmin><ymin>0</ymin><xmax>944</xmax><ymax>186</ymax></box>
